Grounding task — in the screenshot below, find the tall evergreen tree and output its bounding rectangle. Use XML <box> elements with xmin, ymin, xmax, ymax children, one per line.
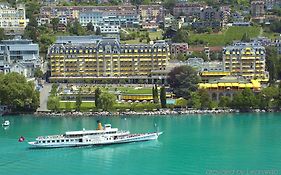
<box><xmin>75</xmin><ymin>89</ymin><xmax>82</xmax><ymax>111</ymax></box>
<box><xmin>160</xmin><ymin>86</ymin><xmax>167</xmax><ymax>108</ymax></box>
<box><xmin>152</xmin><ymin>86</ymin><xmax>155</xmax><ymax>102</ymax></box>
<box><xmin>153</xmin><ymin>84</ymin><xmax>159</xmax><ymax>103</ymax></box>
<box><xmin>95</xmin><ymin>87</ymin><xmax>102</xmax><ymax>109</ymax></box>
<box><xmin>95</xmin><ymin>26</ymin><xmax>101</xmax><ymax>35</ymax></box>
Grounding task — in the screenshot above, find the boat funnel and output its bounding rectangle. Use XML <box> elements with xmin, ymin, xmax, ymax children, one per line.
<box><xmin>97</xmin><ymin>121</ymin><xmax>103</xmax><ymax>130</ymax></box>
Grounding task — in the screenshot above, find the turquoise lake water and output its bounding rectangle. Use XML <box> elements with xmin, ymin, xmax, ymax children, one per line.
<box><xmin>1</xmin><ymin>113</ymin><xmax>281</xmax><ymax>175</ymax></box>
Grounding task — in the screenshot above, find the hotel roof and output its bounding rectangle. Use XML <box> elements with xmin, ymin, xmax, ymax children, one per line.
<box><xmin>55</xmin><ymin>35</ymin><xmax>103</xmax><ymax>44</ymax></box>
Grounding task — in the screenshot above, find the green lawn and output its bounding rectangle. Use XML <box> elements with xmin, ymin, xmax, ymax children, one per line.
<box><xmin>59</xmin><ymin>101</ymin><xmax>95</xmax><ymax>111</ymax></box>
<box><xmin>121</xmin><ymin>30</ymin><xmax>163</xmax><ymax>44</ymax></box>
<box><xmin>79</xmin><ymin>86</ymin><xmax>154</xmax><ymax>95</ymax></box>
<box><xmin>149</xmin><ymin>31</ymin><xmax>163</xmax><ymax>40</ymax></box>
<box><xmin>189</xmin><ymin>26</ymin><xmax>262</xmax><ymax>46</ymax></box>
<box><xmin>114</xmin><ymin>87</ymin><xmax>153</xmax><ymax>95</ymax></box>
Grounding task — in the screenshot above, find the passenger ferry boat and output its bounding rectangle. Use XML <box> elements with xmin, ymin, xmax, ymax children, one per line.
<box><xmin>28</xmin><ymin>122</ymin><xmax>162</xmax><ymax>148</ymax></box>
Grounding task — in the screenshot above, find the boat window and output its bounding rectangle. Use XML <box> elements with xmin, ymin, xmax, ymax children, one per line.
<box><xmin>43</xmin><ymin>141</ymin><xmax>46</xmax><ymax>143</ymax></box>
<box><xmin>52</xmin><ymin>140</ymin><xmax>55</xmax><ymax>143</ymax></box>
<box><xmin>47</xmin><ymin>140</ymin><xmax>50</xmax><ymax>143</ymax></box>
<box><xmin>62</xmin><ymin>140</ymin><xmax>64</xmax><ymax>142</ymax></box>
<box><xmin>66</xmin><ymin>139</ymin><xmax>69</xmax><ymax>142</ymax></box>
<box><xmin>56</xmin><ymin>140</ymin><xmax>59</xmax><ymax>143</ymax></box>
<box><xmin>71</xmin><ymin>139</ymin><xmax>74</xmax><ymax>142</ymax></box>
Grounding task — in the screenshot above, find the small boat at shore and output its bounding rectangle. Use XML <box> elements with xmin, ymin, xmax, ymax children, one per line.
<box><xmin>2</xmin><ymin>120</ymin><xmax>10</xmax><ymax>127</ymax></box>
<box><xmin>28</xmin><ymin>122</ymin><xmax>162</xmax><ymax>148</ymax></box>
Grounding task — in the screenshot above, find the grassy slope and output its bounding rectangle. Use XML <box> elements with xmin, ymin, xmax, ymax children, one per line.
<box><xmin>121</xmin><ymin>30</ymin><xmax>163</xmax><ymax>44</ymax></box>
<box><xmin>189</xmin><ymin>26</ymin><xmax>262</xmax><ymax>46</ymax></box>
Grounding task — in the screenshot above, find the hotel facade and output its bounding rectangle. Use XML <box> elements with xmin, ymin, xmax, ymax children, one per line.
<box><xmin>48</xmin><ymin>36</ymin><xmax>170</xmax><ymax>83</ymax></box>
<box><xmin>222</xmin><ymin>42</ymin><xmax>269</xmax><ymax>83</ymax></box>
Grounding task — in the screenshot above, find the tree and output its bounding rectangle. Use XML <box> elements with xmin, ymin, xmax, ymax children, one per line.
<box><xmin>153</xmin><ymin>84</ymin><xmax>159</xmax><ymax>103</ymax></box>
<box><xmin>152</xmin><ymin>86</ymin><xmax>155</xmax><ymax>103</ymax></box>
<box><xmin>198</xmin><ymin>89</ymin><xmax>211</xmax><ymax>109</ymax></box>
<box><xmin>231</xmin><ymin>88</ymin><xmax>257</xmax><ymax>111</ymax></box>
<box><xmin>69</xmin><ymin>19</ymin><xmax>86</xmax><ymax>36</ymax></box>
<box><xmin>173</xmin><ymin>53</ymin><xmax>186</xmax><ymax>61</ymax></box>
<box><xmin>51</xmin><ymin>18</ymin><xmax>60</xmax><ymax>32</ymax></box>
<box><xmin>258</xmin><ymin>86</ymin><xmax>279</xmax><ymax>109</ymax></box>
<box><xmin>95</xmin><ymin>87</ymin><xmax>102</xmax><ymax>109</ymax></box>
<box><xmin>24</xmin><ymin>16</ymin><xmax>39</xmax><ymax>42</ymax></box>
<box><xmin>172</xmin><ymin>29</ymin><xmax>189</xmax><ymax>43</ymax></box>
<box><xmin>175</xmin><ymin>98</ymin><xmax>188</xmax><ymax>108</ymax></box>
<box><xmin>269</xmin><ymin>20</ymin><xmax>281</xmax><ymax>33</ymax></box>
<box><xmin>34</xmin><ymin>68</ymin><xmax>43</xmax><ymax>78</ymax></box>
<box><xmin>189</xmin><ymin>92</ymin><xmax>201</xmax><ymax>109</ymax></box>
<box><xmin>160</xmin><ymin>86</ymin><xmax>167</xmax><ymax>108</ymax></box>
<box><xmin>265</xmin><ymin>47</ymin><xmax>280</xmax><ymax>83</ymax></box>
<box><xmin>277</xmin><ymin>81</ymin><xmax>281</xmax><ymax>108</ymax></box>
<box><xmin>147</xmin><ymin>37</ymin><xmax>151</xmax><ymax>43</ymax></box>
<box><xmin>219</xmin><ymin>96</ymin><xmax>231</xmax><ymax>108</ymax></box>
<box><xmin>0</xmin><ymin>28</ymin><xmax>5</xmax><ymax>40</ymax></box>
<box><xmin>76</xmin><ymin>89</ymin><xmax>82</xmax><ymax>111</ymax></box>
<box><xmin>95</xmin><ymin>26</ymin><xmax>101</xmax><ymax>35</ymax></box>
<box><xmin>167</xmin><ymin>65</ymin><xmax>200</xmax><ymax>99</ymax></box>
<box><xmin>47</xmin><ymin>96</ymin><xmax>60</xmax><ymax>111</ymax></box>
<box><xmin>0</xmin><ymin>73</ymin><xmax>39</xmax><ymax>112</ymax></box>
<box><xmin>100</xmin><ymin>92</ymin><xmax>116</xmax><ymax>111</ymax></box>
<box><xmin>86</xmin><ymin>22</ymin><xmax>94</xmax><ymax>31</ymax></box>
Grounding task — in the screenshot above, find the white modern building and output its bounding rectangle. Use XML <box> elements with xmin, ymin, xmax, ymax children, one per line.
<box><xmin>0</xmin><ymin>37</ymin><xmax>41</xmax><ymax>78</ymax></box>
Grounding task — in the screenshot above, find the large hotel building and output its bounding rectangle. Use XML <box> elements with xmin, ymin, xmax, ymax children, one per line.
<box><xmin>222</xmin><ymin>42</ymin><xmax>269</xmax><ymax>82</ymax></box>
<box><xmin>48</xmin><ymin>36</ymin><xmax>170</xmax><ymax>83</ymax></box>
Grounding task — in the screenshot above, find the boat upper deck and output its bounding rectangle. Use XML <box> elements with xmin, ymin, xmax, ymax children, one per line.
<box><xmin>65</xmin><ymin>128</ymin><xmax>119</xmax><ymax>136</ymax></box>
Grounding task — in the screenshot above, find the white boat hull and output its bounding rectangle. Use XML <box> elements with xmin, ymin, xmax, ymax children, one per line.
<box><xmin>28</xmin><ymin>132</ymin><xmax>162</xmax><ymax>148</ymax></box>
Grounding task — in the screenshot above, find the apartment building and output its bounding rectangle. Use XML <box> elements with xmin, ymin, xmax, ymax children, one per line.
<box><xmin>173</xmin><ymin>2</ymin><xmax>205</xmax><ymax>18</ymax></box>
<box><xmin>170</xmin><ymin>43</ymin><xmax>189</xmax><ymax>57</ymax></box>
<box><xmin>222</xmin><ymin>42</ymin><xmax>268</xmax><ymax>82</ymax></box>
<box><xmin>38</xmin><ymin>5</ymin><xmax>138</xmax><ymax>26</ymax></box>
<box><xmin>48</xmin><ymin>36</ymin><xmax>170</xmax><ymax>83</ymax></box>
<box><xmin>0</xmin><ymin>3</ymin><xmax>28</xmax><ymax>35</ymax></box>
<box><xmin>251</xmin><ymin>1</ymin><xmax>265</xmax><ymax>18</ymax></box>
<box><xmin>139</xmin><ymin>5</ymin><xmax>164</xmax><ymax>23</ymax></box>
<box><xmin>79</xmin><ymin>10</ymin><xmax>139</xmax><ymax>28</ymax></box>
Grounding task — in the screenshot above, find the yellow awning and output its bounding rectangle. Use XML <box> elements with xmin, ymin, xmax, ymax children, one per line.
<box><xmin>245</xmin><ymin>83</ymin><xmax>253</xmax><ymax>88</ymax></box>
<box><xmin>232</xmin><ymin>83</ymin><xmax>239</xmax><ymax>86</ymax></box>
<box><xmin>225</xmin><ymin>83</ymin><xmax>232</xmax><ymax>87</ymax></box>
<box><xmin>239</xmin><ymin>84</ymin><xmax>246</xmax><ymax>88</ymax></box>
<box><xmin>211</xmin><ymin>84</ymin><xmax>218</xmax><ymax>88</ymax></box>
<box><xmin>204</xmin><ymin>83</ymin><xmax>212</xmax><ymax>88</ymax></box>
<box><xmin>218</xmin><ymin>83</ymin><xmax>225</xmax><ymax>87</ymax></box>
